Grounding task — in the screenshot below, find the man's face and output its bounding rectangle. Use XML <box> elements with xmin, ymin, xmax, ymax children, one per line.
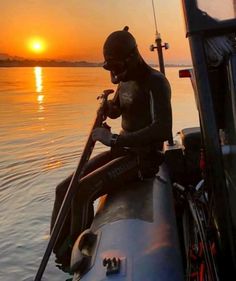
<box><xmin>103</xmin><ymin>57</ymin><xmax>127</xmax><ymax>84</ymax></box>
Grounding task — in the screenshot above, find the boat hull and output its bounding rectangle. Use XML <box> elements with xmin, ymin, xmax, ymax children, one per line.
<box><xmin>71</xmin><ymin>164</ymin><xmax>184</xmax><ymax>281</ymax></box>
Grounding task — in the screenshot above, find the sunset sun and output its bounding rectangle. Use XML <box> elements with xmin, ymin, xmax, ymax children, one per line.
<box><xmin>27</xmin><ymin>37</ymin><xmax>46</xmax><ymax>54</ymax></box>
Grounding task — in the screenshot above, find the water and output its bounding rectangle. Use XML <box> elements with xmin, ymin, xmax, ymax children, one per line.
<box><xmin>0</xmin><ymin>67</ymin><xmax>199</xmax><ymax>280</ymax></box>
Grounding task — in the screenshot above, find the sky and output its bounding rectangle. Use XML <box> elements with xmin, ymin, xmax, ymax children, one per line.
<box><xmin>0</xmin><ymin>0</ymin><xmax>191</xmax><ymax>64</ymax></box>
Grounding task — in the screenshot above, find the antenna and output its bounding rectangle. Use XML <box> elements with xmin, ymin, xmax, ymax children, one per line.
<box><xmin>150</xmin><ymin>0</ymin><xmax>173</xmax><ymax>146</ymax></box>
<box><xmin>150</xmin><ymin>0</ymin><xmax>169</xmax><ymax>76</ymax></box>
<box><xmin>151</xmin><ymin>0</ymin><xmax>158</xmax><ymax>35</ymax></box>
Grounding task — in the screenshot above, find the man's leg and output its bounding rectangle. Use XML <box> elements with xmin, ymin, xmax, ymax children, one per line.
<box><xmin>50</xmin><ymin>150</ymin><xmax>113</xmax><ymax>257</ymax></box>
<box><xmin>71</xmin><ymin>153</ymin><xmax>139</xmax><ymax>241</ymax></box>
<box><xmin>50</xmin><ymin>150</ymin><xmax>139</xmax><ymax>269</ymax></box>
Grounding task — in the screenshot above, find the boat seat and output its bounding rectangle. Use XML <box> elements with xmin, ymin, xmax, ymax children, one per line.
<box><xmin>164</xmin><ymin>127</ymin><xmax>202</xmax><ymax>185</ymax></box>
<box><xmin>181</xmin><ymin>127</ymin><xmax>201</xmax><ymax>151</ymax></box>
<box><xmin>181</xmin><ymin>127</ymin><xmax>202</xmax><ymax>185</ymax></box>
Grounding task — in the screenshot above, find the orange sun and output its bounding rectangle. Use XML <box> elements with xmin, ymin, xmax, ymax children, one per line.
<box><xmin>27</xmin><ymin>37</ymin><xmax>46</xmax><ymax>54</ymax></box>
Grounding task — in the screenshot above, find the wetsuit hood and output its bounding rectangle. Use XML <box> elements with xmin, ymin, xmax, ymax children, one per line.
<box><xmin>103</xmin><ymin>27</ymin><xmax>142</xmax><ymax>84</ymax></box>
<box><xmin>103</xmin><ymin>29</ymin><xmax>137</xmax><ymax>60</ymax></box>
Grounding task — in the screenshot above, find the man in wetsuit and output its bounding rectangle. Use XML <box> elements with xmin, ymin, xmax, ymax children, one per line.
<box><xmin>51</xmin><ymin>27</ymin><xmax>172</xmax><ymax>269</ymax></box>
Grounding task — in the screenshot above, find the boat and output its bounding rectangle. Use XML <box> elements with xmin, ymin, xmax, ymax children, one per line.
<box><xmin>35</xmin><ymin>1</ymin><xmax>236</xmax><ymax>280</ymax></box>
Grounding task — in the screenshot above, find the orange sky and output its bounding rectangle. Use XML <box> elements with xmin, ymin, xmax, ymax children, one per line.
<box><xmin>0</xmin><ymin>0</ymin><xmax>191</xmax><ymax>64</ymax></box>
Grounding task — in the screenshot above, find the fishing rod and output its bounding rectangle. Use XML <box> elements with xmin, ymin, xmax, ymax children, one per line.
<box><xmin>34</xmin><ymin>89</ymin><xmax>114</xmax><ymax>281</ymax></box>
<box><xmin>150</xmin><ymin>0</ymin><xmax>174</xmax><ymax>145</ymax></box>
<box><xmin>150</xmin><ymin>0</ymin><xmax>169</xmax><ymax>76</ymax></box>
<box><xmin>150</xmin><ymin>0</ymin><xmax>174</xmax><ymax>146</ymax></box>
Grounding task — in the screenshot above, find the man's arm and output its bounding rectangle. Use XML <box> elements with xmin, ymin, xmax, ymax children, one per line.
<box><xmin>106</xmin><ymin>86</ymin><xmax>121</xmax><ymax>119</ymax></box>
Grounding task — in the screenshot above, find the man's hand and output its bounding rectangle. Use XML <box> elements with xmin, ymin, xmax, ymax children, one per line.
<box><xmin>92</xmin><ymin>127</ymin><xmax>113</xmax><ymax>146</ymax></box>
<box><xmin>97</xmin><ymin>100</ymin><xmax>108</xmax><ymax>118</ymax></box>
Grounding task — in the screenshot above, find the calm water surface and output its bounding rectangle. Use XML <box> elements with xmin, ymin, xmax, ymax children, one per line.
<box><xmin>0</xmin><ymin>67</ymin><xmax>199</xmax><ymax>280</ymax></box>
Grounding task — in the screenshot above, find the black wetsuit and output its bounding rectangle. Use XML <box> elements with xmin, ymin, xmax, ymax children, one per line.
<box><xmin>109</xmin><ymin>66</ymin><xmax>172</xmax><ymax>147</ymax></box>
<box><xmin>51</xmin><ymin>64</ymin><xmax>172</xmax><ymax>263</ymax></box>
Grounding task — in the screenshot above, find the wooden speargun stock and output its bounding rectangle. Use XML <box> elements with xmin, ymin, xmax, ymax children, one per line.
<box><xmin>34</xmin><ymin>89</ymin><xmax>114</xmax><ymax>281</ymax></box>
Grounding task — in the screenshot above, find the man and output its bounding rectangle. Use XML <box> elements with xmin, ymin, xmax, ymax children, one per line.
<box><xmin>51</xmin><ymin>27</ymin><xmax>172</xmax><ymax>269</ymax></box>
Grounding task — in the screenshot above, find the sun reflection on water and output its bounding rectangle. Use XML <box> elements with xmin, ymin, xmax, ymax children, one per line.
<box><xmin>34</xmin><ymin>66</ymin><xmax>43</xmax><ymax>94</ymax></box>
<box><xmin>37</xmin><ymin>94</ymin><xmax>44</xmax><ymax>103</ymax></box>
<box><xmin>34</xmin><ymin>67</ymin><xmax>45</xmax><ymax>116</ymax></box>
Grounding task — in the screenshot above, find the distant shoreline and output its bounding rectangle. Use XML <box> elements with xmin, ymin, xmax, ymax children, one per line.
<box><xmin>0</xmin><ymin>60</ymin><xmax>102</xmax><ymax>68</ymax></box>
<box><xmin>0</xmin><ymin>60</ymin><xmax>192</xmax><ymax>68</ymax></box>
